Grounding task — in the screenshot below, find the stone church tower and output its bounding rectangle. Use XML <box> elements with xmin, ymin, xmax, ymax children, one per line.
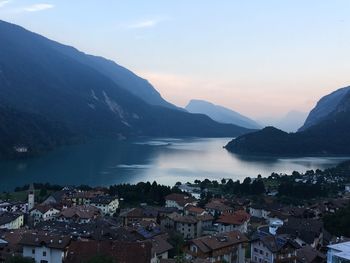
<box><xmin>28</xmin><ymin>183</ymin><xmax>35</xmax><ymax>211</ymax></box>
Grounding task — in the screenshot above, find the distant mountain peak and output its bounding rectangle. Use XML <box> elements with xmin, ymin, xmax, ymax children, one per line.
<box><xmin>185</xmin><ymin>99</ymin><xmax>261</xmax><ymax>129</ymax></box>
<box><xmin>299</xmin><ymin>86</ymin><xmax>350</xmax><ymax>131</ymax></box>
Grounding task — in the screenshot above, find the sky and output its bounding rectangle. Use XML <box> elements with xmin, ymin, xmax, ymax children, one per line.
<box><xmin>0</xmin><ymin>0</ymin><xmax>350</xmax><ymax>119</ymax></box>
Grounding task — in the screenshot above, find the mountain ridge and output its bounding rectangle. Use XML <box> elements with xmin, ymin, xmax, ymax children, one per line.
<box><xmin>0</xmin><ymin>20</ymin><xmax>251</xmax><ymax>158</ymax></box>
<box><xmin>185</xmin><ymin>99</ymin><xmax>261</xmax><ymax>129</ymax></box>
<box><xmin>225</xmin><ymin>86</ymin><xmax>350</xmax><ymax>156</ymax></box>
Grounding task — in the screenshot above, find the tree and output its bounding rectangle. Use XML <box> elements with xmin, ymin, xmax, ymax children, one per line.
<box><xmin>292</xmin><ymin>171</ymin><xmax>301</xmax><ymax>177</ymax></box>
<box><xmin>324</xmin><ymin>203</ymin><xmax>350</xmax><ymax>237</ymax></box>
<box><xmin>212</xmin><ymin>180</ymin><xmax>219</xmax><ymax>188</ymax></box>
<box><xmin>221</xmin><ymin>178</ymin><xmax>226</xmax><ymax>185</ymax></box>
<box><xmin>305</xmin><ymin>170</ymin><xmax>315</xmax><ymax>176</ymax></box>
<box><xmin>251</xmin><ymin>180</ymin><xmax>265</xmax><ymax>195</ymax></box>
<box><xmin>39</xmin><ymin>188</ymin><xmax>47</xmax><ymax>197</ymax></box>
<box><xmin>168</xmin><ymin>232</ymin><xmax>185</xmax><ymax>258</ymax></box>
<box><xmin>240</xmin><ymin>177</ymin><xmax>251</xmax><ymax>194</ymax></box>
<box><xmin>198</xmin><ymin>191</ymin><xmax>213</xmax><ymax>208</ymax></box>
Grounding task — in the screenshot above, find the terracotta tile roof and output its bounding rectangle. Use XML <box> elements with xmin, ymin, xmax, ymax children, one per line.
<box><xmin>1</xmin><ymin>229</ymin><xmax>34</xmax><ymax>249</ymax></box>
<box><xmin>185</xmin><ymin>205</ymin><xmax>205</xmax><ymax>214</ymax></box>
<box><xmin>65</xmin><ymin>240</ymin><xmax>152</xmax><ymax>263</ymax></box>
<box><xmin>216</xmin><ymin>210</ymin><xmax>250</xmax><ymax>225</ymax></box>
<box><xmin>19</xmin><ymin>232</ymin><xmax>70</xmax><ymax>249</ymax></box>
<box><xmin>58</xmin><ymin>205</ymin><xmax>100</xmax><ymax>219</ymax></box>
<box><xmin>197</xmin><ymin>213</ymin><xmax>214</xmax><ymax>222</ymax></box>
<box><xmin>205</xmin><ymin>200</ymin><xmax>233</xmax><ymax>212</ymax></box>
<box><xmin>151</xmin><ymin>235</ymin><xmax>173</xmax><ymax>255</ymax></box>
<box><xmin>120</xmin><ymin>208</ymin><xmax>158</xmax><ymax>219</ymax></box>
<box><xmin>168</xmin><ymin>212</ymin><xmax>197</xmax><ymax>224</ymax></box>
<box><xmin>190</xmin><ymin>231</ymin><xmax>248</xmax><ymax>252</ymax></box>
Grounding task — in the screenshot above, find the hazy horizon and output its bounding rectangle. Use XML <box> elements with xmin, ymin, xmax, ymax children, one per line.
<box><xmin>1</xmin><ymin>0</ymin><xmax>349</xmax><ymax>119</ymax></box>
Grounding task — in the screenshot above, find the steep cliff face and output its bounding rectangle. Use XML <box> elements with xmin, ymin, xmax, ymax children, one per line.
<box><xmin>299</xmin><ymin>86</ymin><xmax>350</xmax><ymax>131</ymax></box>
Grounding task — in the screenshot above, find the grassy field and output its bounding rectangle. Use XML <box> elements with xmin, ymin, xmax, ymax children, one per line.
<box><xmin>0</xmin><ymin>190</ymin><xmax>50</xmax><ymax>202</ymax></box>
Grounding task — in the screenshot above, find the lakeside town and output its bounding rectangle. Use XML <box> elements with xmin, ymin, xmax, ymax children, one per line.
<box><xmin>0</xmin><ymin>161</ymin><xmax>349</xmax><ymax>263</ymax></box>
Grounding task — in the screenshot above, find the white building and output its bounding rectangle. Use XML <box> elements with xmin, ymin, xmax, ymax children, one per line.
<box><xmin>187</xmin><ymin>230</ymin><xmax>248</xmax><ymax>263</ymax></box>
<box><xmin>251</xmin><ymin>231</ymin><xmax>299</xmax><ymax>263</ymax></box>
<box><xmin>249</xmin><ymin>205</ymin><xmax>270</xmax><ymax>219</ymax></box>
<box><xmin>0</xmin><ymin>201</ymin><xmax>27</xmax><ymax>213</ymax></box>
<box><xmin>216</xmin><ymin>210</ymin><xmax>251</xmax><ymax>234</ymax></box>
<box><xmin>161</xmin><ymin>212</ymin><xmax>213</xmax><ymax>239</ymax></box>
<box><xmin>327</xmin><ymin>241</ymin><xmax>350</xmax><ymax>263</ymax></box>
<box><xmin>345</xmin><ymin>184</ymin><xmax>350</xmax><ymax>193</ymax></box>
<box><xmin>20</xmin><ymin>233</ymin><xmax>70</xmax><ymax>263</ymax></box>
<box><xmin>90</xmin><ymin>196</ymin><xmax>119</xmax><ymax>215</ymax></box>
<box><xmin>30</xmin><ymin>205</ymin><xmax>60</xmax><ymax>224</ymax></box>
<box><xmin>165</xmin><ymin>193</ymin><xmax>196</xmax><ymax>210</ymax></box>
<box><xmin>0</xmin><ymin>212</ymin><xmax>24</xmax><ymax>229</ymax></box>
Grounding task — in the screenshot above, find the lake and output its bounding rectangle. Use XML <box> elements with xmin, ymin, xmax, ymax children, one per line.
<box><xmin>0</xmin><ymin>137</ymin><xmax>349</xmax><ymax>191</ymax></box>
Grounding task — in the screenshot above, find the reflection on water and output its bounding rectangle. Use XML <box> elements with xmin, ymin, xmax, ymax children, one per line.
<box><xmin>0</xmin><ymin>137</ymin><xmax>348</xmax><ymax>191</ymax></box>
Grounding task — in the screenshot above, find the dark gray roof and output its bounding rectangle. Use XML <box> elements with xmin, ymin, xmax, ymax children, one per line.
<box><xmin>90</xmin><ymin>195</ymin><xmax>117</xmax><ymax>205</ymax></box>
<box><xmin>277</xmin><ymin>217</ymin><xmax>324</xmax><ymax>244</ymax></box>
<box><xmin>19</xmin><ymin>232</ymin><xmax>70</xmax><ymax>249</ymax></box>
<box><xmin>251</xmin><ymin>231</ymin><xmax>300</xmax><ymax>253</ymax></box>
<box><xmin>296</xmin><ymin>245</ymin><xmax>326</xmax><ymax>263</ymax></box>
<box><xmin>0</xmin><ymin>212</ymin><xmax>22</xmax><ymax>226</ymax></box>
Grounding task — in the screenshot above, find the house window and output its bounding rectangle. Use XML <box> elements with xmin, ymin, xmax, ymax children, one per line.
<box><xmin>266</xmin><ymin>252</ymin><xmax>269</xmax><ymax>257</ymax></box>
<box><xmin>260</xmin><ymin>250</ymin><xmax>263</xmax><ymax>254</ymax></box>
<box><xmin>254</xmin><ymin>248</ymin><xmax>258</xmax><ymax>252</ymax></box>
<box><xmin>32</xmin><ymin>249</ymin><xmax>35</xmax><ymax>254</ymax></box>
<box><xmin>43</xmin><ymin>251</ymin><xmax>46</xmax><ymax>257</ymax></box>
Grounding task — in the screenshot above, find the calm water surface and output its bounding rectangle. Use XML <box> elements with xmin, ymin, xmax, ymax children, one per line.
<box><xmin>0</xmin><ymin>138</ymin><xmax>349</xmax><ymax>191</ymax></box>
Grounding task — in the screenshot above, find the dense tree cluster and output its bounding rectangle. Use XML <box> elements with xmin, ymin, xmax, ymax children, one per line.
<box><xmin>193</xmin><ymin>177</ymin><xmax>266</xmax><ymax>204</ymax></box>
<box><xmin>14</xmin><ymin>183</ymin><xmax>63</xmax><ymax>192</ymax></box>
<box><xmin>109</xmin><ymin>181</ymin><xmax>181</xmax><ymax>206</ymax></box>
<box><xmin>278</xmin><ymin>182</ymin><xmax>328</xmax><ymax>199</ymax></box>
<box><xmin>324</xmin><ymin>203</ymin><xmax>350</xmax><ymax>237</ymax></box>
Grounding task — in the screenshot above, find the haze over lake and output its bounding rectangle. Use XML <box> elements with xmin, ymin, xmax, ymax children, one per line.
<box><xmin>0</xmin><ymin>138</ymin><xmax>348</xmax><ymax>191</ymax></box>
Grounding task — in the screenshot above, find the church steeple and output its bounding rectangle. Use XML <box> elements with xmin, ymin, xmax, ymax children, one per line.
<box><xmin>28</xmin><ymin>183</ymin><xmax>35</xmax><ymax>211</ymax></box>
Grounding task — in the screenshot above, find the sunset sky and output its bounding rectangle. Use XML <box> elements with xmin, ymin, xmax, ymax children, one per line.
<box><xmin>1</xmin><ymin>0</ymin><xmax>349</xmax><ymax>119</ymax></box>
